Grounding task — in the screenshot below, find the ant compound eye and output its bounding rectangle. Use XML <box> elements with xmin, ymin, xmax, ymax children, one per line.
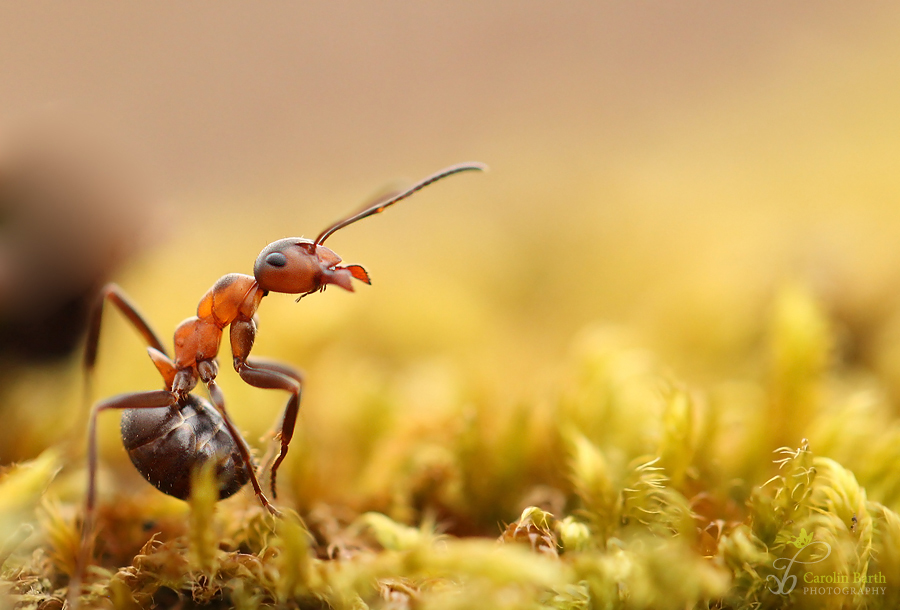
<box><xmin>265</xmin><ymin>252</ymin><xmax>288</xmax><ymax>268</ymax></box>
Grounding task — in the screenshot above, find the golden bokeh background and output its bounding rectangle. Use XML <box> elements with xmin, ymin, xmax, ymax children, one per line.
<box><xmin>3</xmin><ymin>2</ymin><xmax>900</xmax><ymax>534</ymax></box>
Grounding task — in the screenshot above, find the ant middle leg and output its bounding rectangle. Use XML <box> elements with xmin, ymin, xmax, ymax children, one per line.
<box><xmin>202</xmin><ymin>375</ymin><xmax>279</xmax><ymax>516</ymax></box>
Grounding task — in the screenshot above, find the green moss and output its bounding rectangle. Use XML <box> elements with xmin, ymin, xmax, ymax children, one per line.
<box><xmin>3</xmin><ymin>267</ymin><xmax>900</xmax><ymax>609</ymax></box>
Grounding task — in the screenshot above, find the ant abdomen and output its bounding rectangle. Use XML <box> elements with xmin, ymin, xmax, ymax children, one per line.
<box><xmin>120</xmin><ymin>394</ymin><xmax>252</xmax><ymax>500</ymax></box>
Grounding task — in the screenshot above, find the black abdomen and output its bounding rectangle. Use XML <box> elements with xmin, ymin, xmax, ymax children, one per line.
<box><xmin>120</xmin><ymin>394</ymin><xmax>251</xmax><ymax>500</ymax></box>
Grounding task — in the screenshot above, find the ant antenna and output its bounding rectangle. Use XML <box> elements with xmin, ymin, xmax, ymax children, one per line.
<box><xmin>314</xmin><ymin>162</ymin><xmax>488</xmax><ymax>246</ymax></box>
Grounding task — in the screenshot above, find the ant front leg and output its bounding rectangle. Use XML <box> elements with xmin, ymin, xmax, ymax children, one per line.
<box><xmin>198</xmin><ymin>363</ymin><xmax>280</xmax><ymax>516</ymax></box>
<box><xmin>239</xmin><ymin>358</ymin><xmax>303</xmax><ymax>498</ymax></box>
<box><xmin>70</xmin><ymin>389</ymin><xmax>177</xmax><ymax>610</ymax></box>
<box><xmin>230</xmin><ymin>319</ymin><xmax>304</xmax><ymax>498</ymax></box>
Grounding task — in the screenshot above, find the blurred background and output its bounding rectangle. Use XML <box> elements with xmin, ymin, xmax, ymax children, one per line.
<box><xmin>2</xmin><ymin>2</ymin><xmax>900</xmax><ymax>529</ymax></box>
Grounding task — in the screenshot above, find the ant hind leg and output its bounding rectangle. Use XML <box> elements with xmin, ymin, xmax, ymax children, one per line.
<box><xmin>204</xmin><ymin>379</ymin><xmax>280</xmax><ymax>516</ymax></box>
<box><xmin>69</xmin><ymin>389</ymin><xmax>176</xmax><ymax>610</ymax></box>
<box><xmin>80</xmin><ymin>284</ymin><xmax>170</xmax><ymax>434</ymax></box>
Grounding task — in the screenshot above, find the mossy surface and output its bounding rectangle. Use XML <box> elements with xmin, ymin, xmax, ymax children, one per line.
<box><xmin>2</xmin><ymin>278</ymin><xmax>900</xmax><ymax>609</ymax></box>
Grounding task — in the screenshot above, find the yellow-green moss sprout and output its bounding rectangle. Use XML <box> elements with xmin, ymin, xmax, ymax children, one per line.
<box><xmin>5</xmin><ymin>279</ymin><xmax>900</xmax><ymax>609</ymax></box>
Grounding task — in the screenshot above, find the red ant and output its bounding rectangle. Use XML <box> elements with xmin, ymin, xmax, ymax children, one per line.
<box><xmin>70</xmin><ymin>162</ymin><xmax>486</xmax><ymax>606</ymax></box>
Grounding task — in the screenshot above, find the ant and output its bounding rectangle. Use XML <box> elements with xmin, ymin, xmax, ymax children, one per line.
<box><xmin>70</xmin><ymin>162</ymin><xmax>486</xmax><ymax>606</ymax></box>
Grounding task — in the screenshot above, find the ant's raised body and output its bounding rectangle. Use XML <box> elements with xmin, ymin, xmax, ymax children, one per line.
<box><xmin>70</xmin><ymin>162</ymin><xmax>486</xmax><ymax>607</ymax></box>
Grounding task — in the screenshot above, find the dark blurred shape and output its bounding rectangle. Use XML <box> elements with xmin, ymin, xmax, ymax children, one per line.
<box><xmin>0</xmin><ymin>118</ymin><xmax>154</xmax><ymax>362</ymax></box>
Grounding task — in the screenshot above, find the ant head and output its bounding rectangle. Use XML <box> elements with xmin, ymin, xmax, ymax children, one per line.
<box><xmin>254</xmin><ymin>162</ymin><xmax>487</xmax><ymax>298</ymax></box>
<box><xmin>253</xmin><ymin>238</ymin><xmax>370</xmax><ymax>296</ymax></box>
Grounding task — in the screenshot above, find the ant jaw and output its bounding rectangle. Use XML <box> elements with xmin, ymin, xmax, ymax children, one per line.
<box><xmin>343</xmin><ymin>264</ymin><xmax>371</xmax><ymax>285</ymax></box>
<box><xmin>292</xmin><ymin>264</ymin><xmax>370</xmax><ymax>302</ymax></box>
<box><xmin>321</xmin><ymin>267</ymin><xmax>356</xmax><ymax>292</ymax></box>
<box><xmin>325</xmin><ymin>264</ymin><xmax>372</xmax><ymax>291</ymax></box>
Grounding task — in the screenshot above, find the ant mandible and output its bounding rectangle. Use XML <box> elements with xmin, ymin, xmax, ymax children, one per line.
<box><xmin>76</xmin><ymin>161</ymin><xmax>486</xmax><ymax>549</ymax></box>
